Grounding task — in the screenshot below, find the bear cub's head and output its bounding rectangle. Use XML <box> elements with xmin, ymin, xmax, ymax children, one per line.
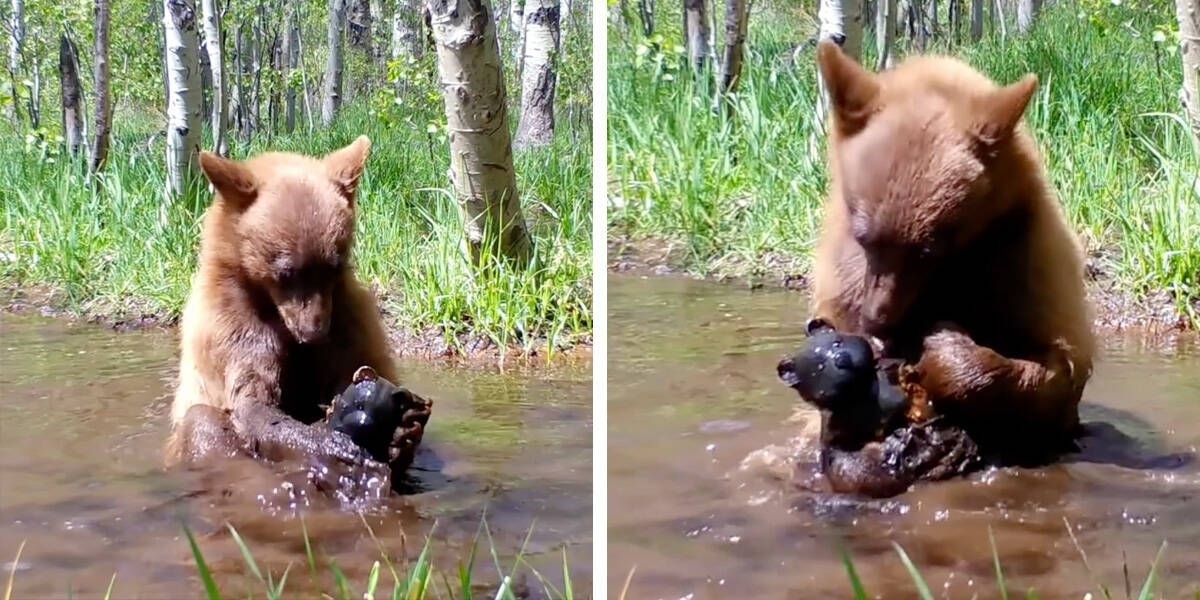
<box><xmin>198</xmin><ymin>136</ymin><xmax>372</xmax><ymax>344</ymax></box>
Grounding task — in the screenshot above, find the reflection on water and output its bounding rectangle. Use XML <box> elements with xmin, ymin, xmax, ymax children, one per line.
<box><xmin>0</xmin><ymin>313</ymin><xmax>592</xmax><ymax>597</ymax></box>
<box><xmin>608</xmin><ymin>274</ymin><xmax>1200</xmax><ymax>599</ymax></box>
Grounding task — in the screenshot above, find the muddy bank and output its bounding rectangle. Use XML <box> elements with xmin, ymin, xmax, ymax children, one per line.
<box><xmin>608</xmin><ymin>234</ymin><xmax>1198</xmax><ymax>336</ymax></box>
<box><xmin>0</xmin><ymin>283</ymin><xmax>592</xmax><ymax>369</ymax></box>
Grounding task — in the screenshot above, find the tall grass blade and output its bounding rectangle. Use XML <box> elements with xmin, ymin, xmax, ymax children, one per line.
<box><xmin>182</xmin><ymin>523</ymin><xmax>222</xmax><ymax>600</ymax></box>
<box><xmin>226</xmin><ymin>524</ymin><xmax>264</xmax><ymax>583</ymax></box>
<box><xmin>892</xmin><ymin>542</ymin><xmax>935</xmax><ymax>600</ymax></box>
<box><xmin>838</xmin><ymin>544</ymin><xmax>870</xmax><ymax>600</ymax></box>
<box><xmin>4</xmin><ymin>540</ymin><xmax>25</xmax><ymax>600</ymax></box>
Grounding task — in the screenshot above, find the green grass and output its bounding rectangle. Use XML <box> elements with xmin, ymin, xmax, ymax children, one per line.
<box><xmin>0</xmin><ymin>100</ymin><xmax>592</xmax><ymax>356</ymax></box>
<box><xmin>608</xmin><ymin>1</ymin><xmax>1200</xmax><ymax>324</ymax></box>
<box><xmin>5</xmin><ymin>517</ymin><xmax>578</xmax><ymax>600</ymax></box>
<box><xmin>836</xmin><ymin>523</ymin><xmax>1168</xmax><ymax>600</ymax></box>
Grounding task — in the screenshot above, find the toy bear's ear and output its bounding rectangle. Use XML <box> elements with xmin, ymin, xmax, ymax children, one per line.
<box><xmin>352</xmin><ymin>365</ymin><xmax>378</xmax><ymax>384</ymax></box>
<box><xmin>806</xmin><ymin>317</ymin><xmax>834</xmax><ymax>336</ymax></box>
<box><xmin>777</xmin><ymin>357</ymin><xmax>802</xmax><ymax>388</ymax></box>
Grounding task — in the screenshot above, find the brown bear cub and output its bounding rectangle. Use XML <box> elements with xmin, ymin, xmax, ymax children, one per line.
<box><xmin>166</xmin><ymin>137</ymin><xmax>428</xmax><ymax>491</ymax></box>
<box><xmin>809</xmin><ymin>40</ymin><xmax>1095</xmax><ymax>467</ymax></box>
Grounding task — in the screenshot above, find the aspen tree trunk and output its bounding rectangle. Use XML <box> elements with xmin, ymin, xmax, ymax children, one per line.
<box><xmin>876</xmin><ymin>0</ymin><xmax>896</xmax><ymax>70</ymax></box>
<box><xmin>90</xmin><ymin>0</ymin><xmax>112</xmax><ymax>172</ymax></box>
<box><xmin>514</xmin><ymin>0</ymin><xmax>559</xmax><ymax>150</ymax></box>
<box><xmin>250</xmin><ymin>4</ymin><xmax>263</xmax><ymax>134</ymax></box>
<box><xmin>1177</xmin><ymin>0</ymin><xmax>1200</xmax><ymax>154</ymax></box>
<box><xmin>391</xmin><ymin>0</ymin><xmax>424</xmax><ymax>58</ymax></box>
<box><xmin>926</xmin><ymin>0</ymin><xmax>938</xmax><ymax>40</ymax></box>
<box><xmin>164</xmin><ymin>0</ymin><xmax>204</xmax><ymax>198</ymax></box>
<box><xmin>294</xmin><ymin>7</ymin><xmax>315</xmax><ymax>130</ymax></box>
<box><xmin>1017</xmin><ymin>0</ymin><xmax>1035</xmax><ymax>34</ymax></box>
<box><xmin>59</xmin><ymin>33</ymin><xmax>84</xmax><ymax>157</ymax></box>
<box><xmin>200</xmin><ymin>0</ymin><xmax>227</xmax><ymax>155</ymax></box>
<box><xmin>683</xmin><ymin>0</ymin><xmax>709</xmax><ymax>72</ymax></box>
<box><xmin>284</xmin><ymin>3</ymin><xmax>299</xmax><ymax>132</ymax></box>
<box><xmin>637</xmin><ymin>0</ymin><xmax>655</xmax><ymax>35</ymax></box>
<box><xmin>322</xmin><ymin>0</ymin><xmax>348</xmax><ymax>126</ymax></box>
<box><xmin>233</xmin><ymin>25</ymin><xmax>246</xmax><ymax>138</ymax></box>
<box><xmin>7</xmin><ymin>0</ymin><xmax>23</xmax><ymax>123</ymax></box>
<box><xmin>816</xmin><ymin>0</ymin><xmax>863</xmax><ymax>130</ymax></box>
<box><xmin>426</xmin><ymin>0</ymin><xmax>533</xmax><ymax>264</ymax></box>
<box><xmin>719</xmin><ymin>0</ymin><xmax>748</xmax><ymax>94</ymax></box>
<box><xmin>511</xmin><ymin>0</ymin><xmax>525</xmax><ymax>68</ymax></box>
<box><xmin>349</xmin><ymin>0</ymin><xmax>374</xmax><ymax>53</ymax></box>
<box><xmin>971</xmin><ymin>0</ymin><xmax>983</xmax><ymax>41</ymax></box>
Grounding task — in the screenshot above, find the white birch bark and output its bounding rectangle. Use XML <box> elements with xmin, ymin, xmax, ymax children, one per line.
<box><xmin>816</xmin><ymin>0</ymin><xmax>863</xmax><ymax>131</ymax></box>
<box><xmin>926</xmin><ymin>0</ymin><xmax>938</xmax><ymax>40</ymax></box>
<box><xmin>426</xmin><ymin>0</ymin><xmax>533</xmax><ymax>264</ymax></box>
<box><xmin>58</xmin><ymin>33</ymin><xmax>84</xmax><ymax>157</ymax></box>
<box><xmin>514</xmin><ymin>0</ymin><xmax>559</xmax><ymax>150</ymax></box>
<box><xmin>164</xmin><ymin>0</ymin><xmax>204</xmax><ymax>198</ymax></box>
<box><xmin>90</xmin><ymin>0</ymin><xmax>112</xmax><ymax>172</ymax></box>
<box><xmin>876</xmin><ymin>0</ymin><xmax>896</xmax><ymax>70</ymax></box>
<box><xmin>391</xmin><ymin>0</ymin><xmax>423</xmax><ymax>59</ymax></box>
<box><xmin>200</xmin><ymin>0</ymin><xmax>227</xmax><ymax>155</ymax></box>
<box><xmin>1017</xmin><ymin>0</ymin><xmax>1035</xmax><ymax>34</ymax></box>
<box><xmin>7</xmin><ymin>0</ymin><xmax>24</xmax><ymax>122</ymax></box>
<box><xmin>322</xmin><ymin>0</ymin><xmax>348</xmax><ymax>126</ymax></box>
<box><xmin>683</xmin><ymin>0</ymin><xmax>710</xmax><ymax>72</ymax></box>
<box><xmin>1177</xmin><ymin>0</ymin><xmax>1200</xmax><ymax>154</ymax></box>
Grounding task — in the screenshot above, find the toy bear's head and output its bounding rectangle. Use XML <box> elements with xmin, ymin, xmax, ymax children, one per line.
<box><xmin>776</xmin><ymin>318</ymin><xmax>878</xmax><ymax>411</ymax></box>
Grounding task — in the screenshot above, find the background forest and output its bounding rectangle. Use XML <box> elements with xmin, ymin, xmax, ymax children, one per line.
<box><xmin>608</xmin><ymin>0</ymin><xmax>1200</xmax><ymax>327</ymax></box>
<box><xmin>0</xmin><ymin>0</ymin><xmax>593</xmax><ymax>358</ymax></box>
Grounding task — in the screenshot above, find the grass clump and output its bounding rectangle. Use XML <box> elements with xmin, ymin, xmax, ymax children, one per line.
<box><xmin>608</xmin><ymin>1</ymin><xmax>1200</xmax><ymax>324</ymax></box>
<box><xmin>0</xmin><ymin>102</ymin><xmax>592</xmax><ymax>356</ymax></box>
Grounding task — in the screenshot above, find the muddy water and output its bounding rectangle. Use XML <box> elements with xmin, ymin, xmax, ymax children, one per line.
<box><xmin>0</xmin><ymin>313</ymin><xmax>592</xmax><ymax>598</ymax></box>
<box><xmin>609</xmin><ymin>274</ymin><xmax>1200</xmax><ymax>599</ymax></box>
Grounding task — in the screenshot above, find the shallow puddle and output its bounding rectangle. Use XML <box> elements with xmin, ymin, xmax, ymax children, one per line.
<box><xmin>609</xmin><ymin>273</ymin><xmax>1200</xmax><ymax>599</ymax></box>
<box><xmin>0</xmin><ymin>313</ymin><xmax>592</xmax><ymax>597</ymax></box>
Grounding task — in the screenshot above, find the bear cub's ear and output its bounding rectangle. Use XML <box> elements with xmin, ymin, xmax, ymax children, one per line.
<box><xmin>198</xmin><ymin>152</ymin><xmax>259</xmax><ymax>209</ymax></box>
<box><xmin>323</xmin><ymin>135</ymin><xmax>372</xmax><ymax>202</ymax></box>
<box><xmin>973</xmin><ymin>74</ymin><xmax>1038</xmax><ymax>146</ymax></box>
<box><xmin>815</xmin><ymin>40</ymin><xmax>881</xmax><ymax>136</ymax></box>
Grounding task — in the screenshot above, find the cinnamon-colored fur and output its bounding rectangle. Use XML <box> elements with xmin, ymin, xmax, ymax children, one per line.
<box><xmin>166</xmin><ymin>137</ymin><xmax>398</xmax><ymax>466</ymax></box>
<box><xmin>810</xmin><ymin>42</ymin><xmax>1095</xmax><ymax>461</ymax></box>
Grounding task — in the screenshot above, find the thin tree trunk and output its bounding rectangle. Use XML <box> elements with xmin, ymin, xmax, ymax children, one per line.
<box><xmin>994</xmin><ymin>0</ymin><xmax>1006</xmax><ymax>39</ymax></box>
<box><xmin>322</xmin><ymin>0</ymin><xmax>347</xmax><ymax>126</ymax></box>
<box><xmin>971</xmin><ymin>0</ymin><xmax>983</xmax><ymax>41</ymax></box>
<box><xmin>7</xmin><ymin>0</ymin><xmax>23</xmax><ymax>123</ymax></box>
<box><xmin>233</xmin><ymin>25</ymin><xmax>245</xmax><ymax>138</ymax></box>
<box><xmin>284</xmin><ymin>2</ymin><xmax>298</xmax><ymax>133</ymax></box>
<box><xmin>294</xmin><ymin>6</ymin><xmax>315</xmax><ymax>131</ymax></box>
<box><xmin>514</xmin><ymin>0</ymin><xmax>559</xmax><ymax>150</ymax></box>
<box><xmin>164</xmin><ymin>0</ymin><xmax>204</xmax><ymax>198</ymax></box>
<box><xmin>876</xmin><ymin>0</ymin><xmax>896</xmax><ymax>70</ymax></box>
<box><xmin>683</xmin><ymin>0</ymin><xmax>710</xmax><ymax>72</ymax></box>
<box><xmin>251</xmin><ymin>3</ymin><xmax>263</xmax><ymax>134</ymax></box>
<box><xmin>926</xmin><ymin>0</ymin><xmax>938</xmax><ymax>41</ymax></box>
<box><xmin>59</xmin><ymin>33</ymin><xmax>84</xmax><ymax>157</ymax></box>
<box><xmin>90</xmin><ymin>0</ymin><xmax>112</xmax><ymax>172</ymax></box>
<box><xmin>949</xmin><ymin>0</ymin><xmax>960</xmax><ymax>44</ymax></box>
<box><xmin>719</xmin><ymin>0</ymin><xmax>748</xmax><ymax>95</ymax></box>
<box><xmin>392</xmin><ymin>0</ymin><xmax>424</xmax><ymax>59</ymax></box>
<box><xmin>1177</xmin><ymin>0</ymin><xmax>1200</xmax><ymax>154</ymax></box>
<box><xmin>1017</xmin><ymin>0</ymin><xmax>1035</xmax><ymax>34</ymax></box>
<box><xmin>426</xmin><ymin>0</ymin><xmax>533</xmax><ymax>264</ymax></box>
<box><xmin>637</xmin><ymin>0</ymin><xmax>654</xmax><ymax>36</ymax></box>
<box><xmin>816</xmin><ymin>0</ymin><xmax>863</xmax><ymax>131</ymax></box>
<box><xmin>200</xmin><ymin>0</ymin><xmax>227</xmax><ymax>155</ymax></box>
<box><xmin>26</xmin><ymin>59</ymin><xmax>39</xmax><ymax>129</ymax></box>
